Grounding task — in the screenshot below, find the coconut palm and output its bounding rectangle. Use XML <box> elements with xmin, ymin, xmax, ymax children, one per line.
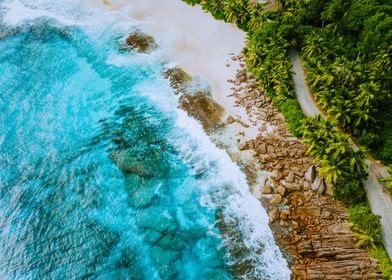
<box><xmin>379</xmin><ymin>165</ymin><xmax>392</xmax><ymax>189</ymax></box>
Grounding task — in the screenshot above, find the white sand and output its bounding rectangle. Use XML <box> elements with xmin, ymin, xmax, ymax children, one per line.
<box><xmin>102</xmin><ymin>0</ymin><xmax>264</xmax><ymax>143</ymax></box>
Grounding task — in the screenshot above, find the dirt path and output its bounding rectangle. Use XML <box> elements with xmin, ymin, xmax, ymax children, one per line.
<box><xmin>289</xmin><ymin>49</ymin><xmax>392</xmax><ymax>259</ymax></box>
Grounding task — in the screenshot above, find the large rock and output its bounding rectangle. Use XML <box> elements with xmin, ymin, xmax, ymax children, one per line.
<box><xmin>304</xmin><ymin>165</ymin><xmax>316</xmax><ymax>183</ymax></box>
<box><xmin>226</xmin><ymin>115</ymin><xmax>235</xmax><ymax>124</ymax></box>
<box><xmin>317</xmin><ymin>179</ymin><xmax>326</xmax><ymax>194</ymax></box>
<box><xmin>162</xmin><ymin>67</ymin><xmax>192</xmax><ymax>93</ymax></box>
<box><xmin>311</xmin><ymin>177</ymin><xmax>325</xmax><ymax>194</ymax></box>
<box><xmin>266</xmin><ymin>145</ymin><xmax>275</xmax><ymax>154</ymax></box>
<box><xmin>286</xmin><ymin>171</ymin><xmax>295</xmax><ymax>183</ymax></box>
<box><xmin>109</xmin><ymin>147</ymin><xmax>169</xmax><ymax>178</ymax></box>
<box><xmin>257</xmin><ymin>143</ymin><xmax>267</xmax><ymax>154</ymax></box>
<box><xmin>284</xmin><ymin>183</ymin><xmax>302</xmax><ymax>191</ymax></box>
<box><xmin>271</xmin><ymin>194</ymin><xmax>282</xmax><ymax>204</ymax></box>
<box><xmin>125</xmin><ymin>30</ymin><xmax>157</xmax><ymax>53</ymax></box>
<box><xmin>261</xmin><ymin>185</ymin><xmax>272</xmax><ymax>194</ymax></box>
<box><xmin>269</xmin><ymin>209</ymin><xmax>280</xmax><ymax>223</ymax></box>
<box><xmin>179</xmin><ymin>91</ymin><xmax>224</xmax><ymax>131</ymax></box>
<box><xmin>276</xmin><ymin>185</ymin><xmax>286</xmax><ymax>196</ymax></box>
<box><xmin>295</xmin><ymin>206</ymin><xmax>321</xmax><ymax>217</ymax></box>
<box><xmin>280</xmin><ymin>209</ymin><xmax>290</xmax><ymax>220</ymax></box>
<box><xmin>271</xmin><ymin>169</ymin><xmax>283</xmax><ymax>181</ymax></box>
<box><xmin>303</xmin><ymin>181</ymin><xmax>311</xmax><ymax>191</ymax></box>
<box><xmin>238</xmin><ymin>142</ymin><xmax>248</xmax><ymax>151</ymax></box>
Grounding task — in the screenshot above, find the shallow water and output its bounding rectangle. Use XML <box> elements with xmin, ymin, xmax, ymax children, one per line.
<box><xmin>0</xmin><ymin>1</ymin><xmax>290</xmax><ymax>279</ymax></box>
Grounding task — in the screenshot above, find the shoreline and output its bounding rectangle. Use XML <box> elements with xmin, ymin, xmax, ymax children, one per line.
<box><xmin>107</xmin><ymin>0</ymin><xmax>295</xmax><ymax>265</ymax></box>
<box><xmin>106</xmin><ymin>0</ymin><xmax>262</xmax><ymax>143</ymax></box>
<box><xmin>103</xmin><ymin>0</ymin><xmax>382</xmax><ymax>278</ymax></box>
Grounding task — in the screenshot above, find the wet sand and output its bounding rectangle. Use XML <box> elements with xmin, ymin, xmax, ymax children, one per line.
<box><xmin>103</xmin><ymin>0</ymin><xmax>263</xmax><ymax>142</ymax></box>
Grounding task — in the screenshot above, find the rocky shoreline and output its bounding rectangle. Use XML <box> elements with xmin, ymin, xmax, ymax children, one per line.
<box><xmin>224</xmin><ymin>56</ymin><xmax>382</xmax><ymax>279</ymax></box>
<box><xmin>125</xmin><ymin>32</ymin><xmax>382</xmax><ymax>279</ymax></box>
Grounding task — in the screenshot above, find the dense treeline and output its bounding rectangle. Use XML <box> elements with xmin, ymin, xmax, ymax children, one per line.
<box><xmin>186</xmin><ymin>0</ymin><xmax>392</xmax><ymax>163</ymax></box>
<box><xmin>182</xmin><ymin>0</ymin><xmax>392</xmax><ymax>276</ymax></box>
<box><xmin>280</xmin><ymin>0</ymin><xmax>392</xmax><ymax>164</ymax></box>
<box><xmin>183</xmin><ymin>0</ymin><xmax>370</xmax><ymax>204</ymax></box>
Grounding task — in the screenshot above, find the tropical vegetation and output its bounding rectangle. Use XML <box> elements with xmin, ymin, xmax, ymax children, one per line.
<box><xmin>182</xmin><ymin>0</ymin><xmax>392</xmax><ymax>277</ymax></box>
<box><xmin>379</xmin><ymin>165</ymin><xmax>392</xmax><ymax>189</ymax></box>
<box><xmin>278</xmin><ymin>0</ymin><xmax>392</xmax><ymax>164</ymax></box>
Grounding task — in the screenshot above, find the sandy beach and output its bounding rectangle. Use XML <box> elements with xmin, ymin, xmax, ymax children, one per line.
<box><xmin>102</xmin><ymin>0</ymin><xmax>267</xmax><ymax>143</ymax></box>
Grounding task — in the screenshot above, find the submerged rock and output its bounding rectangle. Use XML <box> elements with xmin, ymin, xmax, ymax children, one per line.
<box><xmin>128</xmin><ymin>185</ymin><xmax>158</xmax><ymax>209</ymax></box>
<box><xmin>135</xmin><ymin>207</ymin><xmax>178</xmax><ymax>233</ymax></box>
<box><xmin>124</xmin><ymin>30</ymin><xmax>157</xmax><ymax>53</ymax></box>
<box><xmin>109</xmin><ymin>147</ymin><xmax>169</xmax><ymax>178</ymax></box>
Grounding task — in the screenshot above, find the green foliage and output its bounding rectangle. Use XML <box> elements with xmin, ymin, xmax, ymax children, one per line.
<box><xmin>379</xmin><ymin>165</ymin><xmax>392</xmax><ymax>189</ymax></box>
<box><xmin>349</xmin><ymin>204</ymin><xmax>392</xmax><ymax>279</ymax></box>
<box><xmin>185</xmin><ymin>0</ymin><xmax>253</xmax><ymax>28</ymax></box>
<box><xmin>276</xmin><ymin>98</ymin><xmax>305</xmax><ymax>137</ymax></box>
<box><xmin>372</xmin><ymin>106</ymin><xmax>392</xmax><ymax>165</ymax></box>
<box><xmin>371</xmin><ymin>247</ymin><xmax>392</xmax><ymax>279</ymax></box>
<box><xmin>299</xmin><ymin>116</ymin><xmax>367</xmax><ymax>203</ymax></box>
<box><xmin>181</xmin><ymin>0</ymin><xmax>201</xmax><ymax>5</ymax></box>
<box><xmin>283</xmin><ymin>0</ymin><xmax>392</xmax><ymax>163</ymax></box>
<box><xmin>349</xmin><ymin>204</ymin><xmax>382</xmax><ymax>246</ymax></box>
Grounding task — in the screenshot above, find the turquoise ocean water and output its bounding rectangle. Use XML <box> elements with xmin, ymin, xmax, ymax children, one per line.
<box><xmin>0</xmin><ymin>1</ymin><xmax>290</xmax><ymax>279</ymax></box>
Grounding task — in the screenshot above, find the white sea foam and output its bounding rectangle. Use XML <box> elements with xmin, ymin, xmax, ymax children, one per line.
<box><xmin>137</xmin><ymin>80</ymin><xmax>290</xmax><ymax>278</ymax></box>
<box><xmin>2</xmin><ymin>1</ymin><xmax>79</xmax><ymax>26</ymax></box>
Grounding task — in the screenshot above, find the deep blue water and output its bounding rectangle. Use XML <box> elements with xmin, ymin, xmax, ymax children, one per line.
<box><xmin>0</xmin><ymin>1</ymin><xmax>290</xmax><ymax>279</ymax></box>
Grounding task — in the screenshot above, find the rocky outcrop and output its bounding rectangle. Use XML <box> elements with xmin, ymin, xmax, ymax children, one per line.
<box><xmin>227</xmin><ymin>55</ymin><xmax>382</xmax><ymax>279</ymax></box>
<box><xmin>124</xmin><ymin>30</ymin><xmax>157</xmax><ymax>53</ymax></box>
<box><xmin>287</xmin><ymin>192</ymin><xmax>382</xmax><ymax>280</ymax></box>
<box><xmin>179</xmin><ymin>91</ymin><xmax>224</xmax><ymax>131</ymax></box>
<box><xmin>162</xmin><ymin>67</ymin><xmax>192</xmax><ymax>94</ymax></box>
<box><xmin>162</xmin><ymin>67</ymin><xmax>224</xmax><ymax>131</ymax></box>
<box><xmin>109</xmin><ymin>147</ymin><xmax>169</xmax><ymax>178</ymax></box>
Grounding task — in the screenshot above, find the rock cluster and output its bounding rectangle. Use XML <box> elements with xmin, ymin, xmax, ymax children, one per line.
<box><xmin>287</xmin><ymin>192</ymin><xmax>382</xmax><ymax>280</ymax></box>
<box><xmin>162</xmin><ymin>67</ymin><xmax>192</xmax><ymax>94</ymax></box>
<box><xmin>109</xmin><ymin>147</ymin><xmax>170</xmax><ymax>178</ymax></box>
<box><xmin>124</xmin><ymin>30</ymin><xmax>157</xmax><ymax>53</ymax></box>
<box><xmin>179</xmin><ymin>92</ymin><xmax>224</xmax><ymax>131</ymax></box>
<box><xmin>163</xmin><ymin>67</ymin><xmax>224</xmax><ymax>131</ymax></box>
<box><xmin>227</xmin><ymin>56</ymin><xmax>381</xmax><ymax>279</ymax></box>
<box><xmin>228</xmin><ymin>60</ymin><xmax>328</xmax><ymax>198</ymax></box>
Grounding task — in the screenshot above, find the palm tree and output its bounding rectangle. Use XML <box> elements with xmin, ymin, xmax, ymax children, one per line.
<box><xmin>354</xmin><ymin>231</ymin><xmax>377</xmax><ymax>249</ymax></box>
<box><xmin>327</xmin><ymin>99</ymin><xmax>352</xmax><ymax>128</ymax></box>
<box><xmin>379</xmin><ymin>165</ymin><xmax>392</xmax><ymax>189</ymax></box>
<box><xmin>319</xmin><ymin>159</ymin><xmax>344</xmax><ymax>185</ymax></box>
<box><xmin>302</xmin><ymin>32</ymin><xmax>329</xmax><ymax>60</ymax></box>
